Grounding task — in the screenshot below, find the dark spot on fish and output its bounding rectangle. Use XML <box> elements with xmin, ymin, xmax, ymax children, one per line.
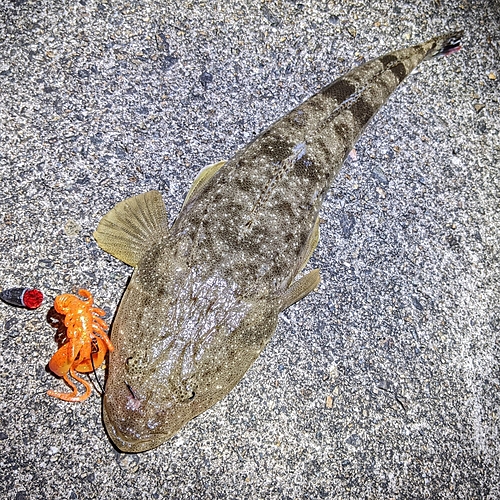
<box><xmin>221</xmin><ymin>200</ymin><xmax>246</xmax><ymax>217</ymax></box>
<box><xmin>135</xmin><ymin>309</ymin><xmax>144</xmax><ymax>325</ymax></box>
<box><xmin>183</xmin><ymin>210</ymin><xmax>203</xmax><ymax>230</ymax></box>
<box><xmin>350</xmin><ymin>96</ymin><xmax>375</xmax><ymax>129</ymax></box>
<box><xmin>233</xmin><ymin>259</ymin><xmax>259</xmax><ymax>282</ymax></box>
<box><xmin>332</xmin><ymin>123</ymin><xmax>351</xmax><ymax>154</ymax></box>
<box><xmin>390</xmin><ymin>62</ymin><xmax>407</xmax><ymax>82</ymax></box>
<box><xmin>298</xmin><ymin>229</ymin><xmax>310</xmax><ymax>248</ymax></box>
<box><xmin>286</xmin><ymin>109</ymin><xmax>307</xmax><ymax>128</ymax></box>
<box><xmin>271</xmin><ymin>260</ymin><xmax>287</xmax><ymax>278</ymax></box>
<box><xmin>211</xmin><ymin>192</ymin><xmax>225</xmax><ymax>204</ymax></box>
<box><xmin>322</xmin><ymin>78</ymin><xmax>356</xmax><ymax>103</ymax></box>
<box><xmin>380</xmin><ymin>54</ymin><xmax>398</xmax><ymax>67</ymax></box>
<box><xmin>242</xmin><ymin>237</ymin><xmax>261</xmax><ymax>256</ymax></box>
<box><xmin>276</xmin><ymin>200</ymin><xmax>295</xmax><ymax>218</ymax></box>
<box><xmin>255</xmin><ymin>131</ymin><xmax>295</xmax><ymax>161</ymax></box>
<box><xmin>294</xmin><ymin>156</ymin><xmax>321</xmax><ymax>183</ymax></box>
<box><xmin>235</xmin><ymin>175</ymin><xmax>256</xmax><ymax>194</ymax></box>
<box><xmin>316</xmin><ymin>137</ymin><xmax>334</xmax><ymax>164</ymax></box>
<box><xmin>144</xmin><ymin>244</ymin><xmax>163</xmax><ymax>268</ymax></box>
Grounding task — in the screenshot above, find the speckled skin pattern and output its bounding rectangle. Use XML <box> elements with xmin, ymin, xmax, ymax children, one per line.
<box><xmin>102</xmin><ymin>34</ymin><xmax>461</xmax><ymax>452</ymax></box>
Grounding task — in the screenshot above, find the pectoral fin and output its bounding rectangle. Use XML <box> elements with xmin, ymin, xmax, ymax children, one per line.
<box><xmin>182</xmin><ymin>160</ymin><xmax>226</xmax><ymax>208</ymax></box>
<box><xmin>278</xmin><ymin>268</ymin><xmax>321</xmax><ymax>312</ymax></box>
<box><xmin>93</xmin><ymin>190</ymin><xmax>169</xmax><ymax>266</ymax></box>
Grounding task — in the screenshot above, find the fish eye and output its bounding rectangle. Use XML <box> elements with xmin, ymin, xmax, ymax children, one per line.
<box><xmin>125</xmin><ymin>352</ymin><xmax>151</xmax><ymax>375</ymax></box>
<box><xmin>125</xmin><ymin>355</ymin><xmax>139</xmax><ymax>373</ymax></box>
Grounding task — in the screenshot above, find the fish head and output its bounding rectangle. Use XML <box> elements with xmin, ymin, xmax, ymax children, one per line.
<box><xmin>103</xmin><ymin>262</ymin><xmax>278</xmax><ymax>453</ymax></box>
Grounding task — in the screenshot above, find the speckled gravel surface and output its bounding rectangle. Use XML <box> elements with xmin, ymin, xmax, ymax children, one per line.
<box><xmin>1</xmin><ymin>1</ymin><xmax>499</xmax><ymax>499</ymax></box>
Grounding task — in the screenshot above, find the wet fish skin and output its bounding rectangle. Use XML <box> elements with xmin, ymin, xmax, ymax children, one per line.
<box><xmin>94</xmin><ymin>32</ymin><xmax>462</xmax><ymax>452</ymax></box>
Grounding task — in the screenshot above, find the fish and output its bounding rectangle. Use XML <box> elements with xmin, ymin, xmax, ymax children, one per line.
<box><xmin>94</xmin><ymin>32</ymin><xmax>463</xmax><ymax>452</ymax></box>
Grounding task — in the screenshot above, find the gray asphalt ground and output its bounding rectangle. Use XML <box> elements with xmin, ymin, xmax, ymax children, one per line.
<box><xmin>1</xmin><ymin>0</ymin><xmax>499</xmax><ymax>498</ymax></box>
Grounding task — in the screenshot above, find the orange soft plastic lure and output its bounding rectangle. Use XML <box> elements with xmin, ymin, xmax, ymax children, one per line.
<box><xmin>47</xmin><ymin>289</ymin><xmax>114</xmax><ymax>402</ymax></box>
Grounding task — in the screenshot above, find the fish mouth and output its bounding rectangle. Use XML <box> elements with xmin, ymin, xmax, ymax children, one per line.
<box><xmin>103</xmin><ymin>403</ymin><xmax>166</xmax><ymax>453</ymax></box>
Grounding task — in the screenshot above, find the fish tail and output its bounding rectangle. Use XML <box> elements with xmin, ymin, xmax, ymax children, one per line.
<box><xmin>424</xmin><ymin>31</ymin><xmax>463</xmax><ymax>60</ymax></box>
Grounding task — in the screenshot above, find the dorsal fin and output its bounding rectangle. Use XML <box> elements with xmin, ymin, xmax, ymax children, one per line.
<box><xmin>182</xmin><ymin>160</ymin><xmax>226</xmax><ymax>209</ymax></box>
<box><xmin>93</xmin><ymin>190</ymin><xmax>169</xmax><ymax>267</ymax></box>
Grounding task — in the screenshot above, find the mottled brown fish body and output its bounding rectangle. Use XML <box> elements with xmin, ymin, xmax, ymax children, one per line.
<box><xmin>94</xmin><ymin>33</ymin><xmax>462</xmax><ymax>452</ymax></box>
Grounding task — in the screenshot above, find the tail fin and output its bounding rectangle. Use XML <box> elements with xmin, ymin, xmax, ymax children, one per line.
<box><xmin>424</xmin><ymin>31</ymin><xmax>463</xmax><ymax>60</ymax></box>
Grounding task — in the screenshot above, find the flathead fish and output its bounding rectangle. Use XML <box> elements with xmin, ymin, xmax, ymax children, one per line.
<box><xmin>94</xmin><ymin>32</ymin><xmax>462</xmax><ymax>452</ymax></box>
